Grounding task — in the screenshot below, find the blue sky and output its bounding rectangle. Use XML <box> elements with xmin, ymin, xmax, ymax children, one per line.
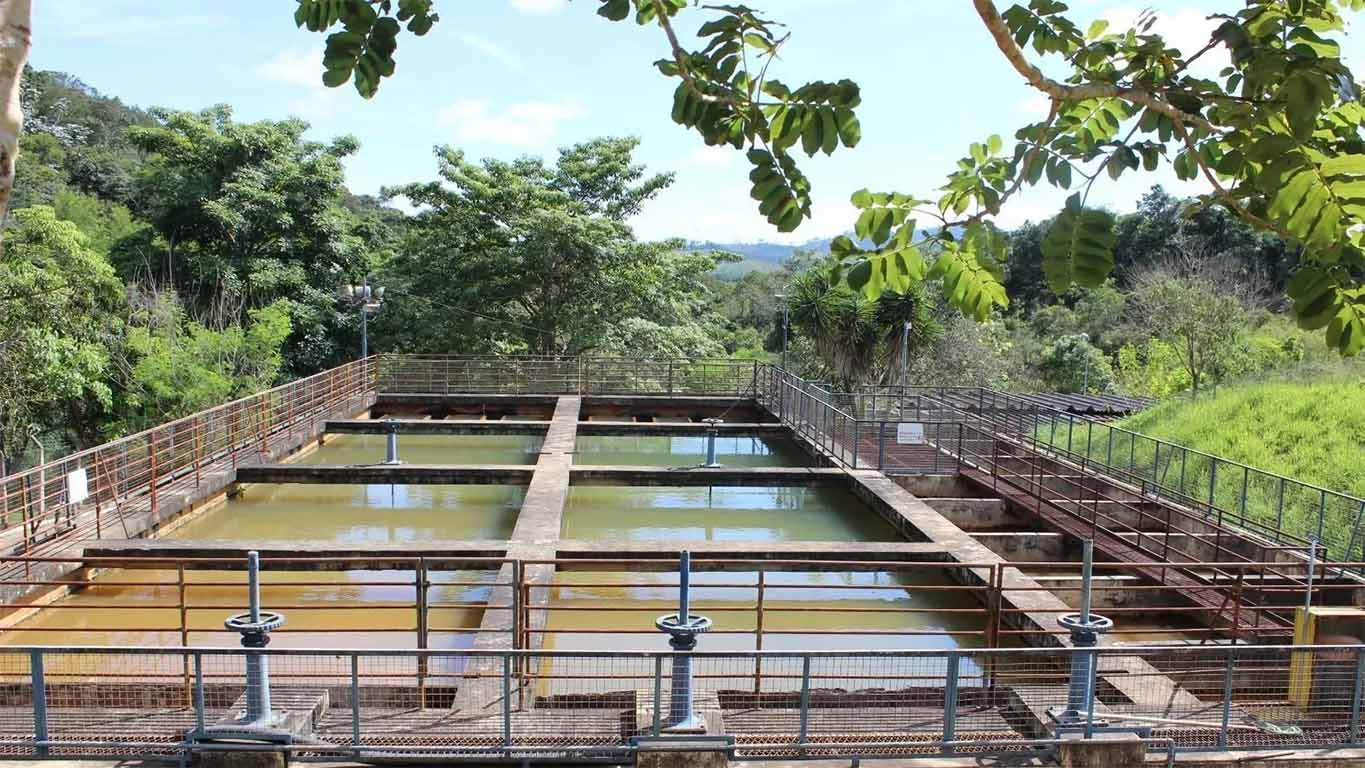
<box><xmin>32</xmin><ymin>1</ymin><xmax>1365</xmax><ymax>244</ymax></box>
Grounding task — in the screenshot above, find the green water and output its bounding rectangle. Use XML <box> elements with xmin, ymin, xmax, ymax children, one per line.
<box><xmin>573</xmin><ymin>435</ymin><xmax>811</xmax><ymax>467</ymax></box>
<box><xmin>561</xmin><ymin>485</ymin><xmax>899</xmax><ymax>542</ymax></box>
<box><xmin>175</xmin><ymin>483</ymin><xmax>523</xmax><ymax>543</ymax></box>
<box><xmin>303</xmin><ymin>433</ymin><xmax>542</xmax><ymax>465</ymax></box>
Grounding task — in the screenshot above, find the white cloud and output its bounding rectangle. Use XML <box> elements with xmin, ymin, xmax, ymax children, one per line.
<box><xmin>509</xmin><ymin>0</ymin><xmax>566</xmax><ymax>14</ymax></box>
<box><xmin>41</xmin><ymin>0</ymin><xmax>225</xmax><ymax>41</ymax></box>
<box><xmin>254</xmin><ymin>48</ymin><xmax>324</xmax><ymax>88</ymax></box>
<box><xmin>436</xmin><ymin>100</ymin><xmax>587</xmax><ymax>146</ymax></box>
<box><xmin>458</xmin><ymin>33</ymin><xmax>523</xmax><ymax>71</ymax></box>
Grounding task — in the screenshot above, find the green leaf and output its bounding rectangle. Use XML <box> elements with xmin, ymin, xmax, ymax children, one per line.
<box><xmin>1041</xmin><ymin>195</ymin><xmax>1116</xmax><ymax>293</ymax></box>
<box><xmin>597</xmin><ymin>0</ymin><xmax>631</xmax><ymax>21</ymax></box>
<box><xmin>746</xmin><ymin>149</ymin><xmax>812</xmax><ymax>233</ymax></box>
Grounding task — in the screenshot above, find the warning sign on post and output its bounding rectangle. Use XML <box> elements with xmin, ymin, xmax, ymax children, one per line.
<box><xmin>66</xmin><ymin>468</ymin><xmax>89</xmax><ymax>504</ymax></box>
<box><xmin>895</xmin><ymin>422</ymin><xmax>926</xmax><ymax>445</ymax></box>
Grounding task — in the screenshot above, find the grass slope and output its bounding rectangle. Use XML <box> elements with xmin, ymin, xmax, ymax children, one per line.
<box><xmin>1118</xmin><ymin>378</ymin><xmax>1365</xmax><ymax>502</ymax></box>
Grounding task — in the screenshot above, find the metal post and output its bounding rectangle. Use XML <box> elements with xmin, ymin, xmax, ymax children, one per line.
<box><xmin>351</xmin><ymin>654</ymin><xmax>361</xmax><ymax>750</ymax></box>
<box><xmin>502</xmin><ymin>653</ymin><xmax>512</xmax><ymax>750</ymax></box>
<box><xmin>360</xmin><ymin>278</ymin><xmax>369</xmax><ymax>359</ymax></box>
<box><xmin>194</xmin><ymin>653</ymin><xmax>206</xmax><ymax>738</ymax></box>
<box><xmin>1080</xmin><ymin>540</ymin><xmax>1093</xmax><ymax>623</ymax></box>
<box><xmin>851</xmin><ymin>418</ymin><xmax>860</xmax><ymax>469</ymax></box>
<box><xmin>383</xmin><ymin>418</ymin><xmax>401</xmax><ymax>465</ymax></box>
<box><xmin>652</xmin><ymin>656</ymin><xmax>663</xmax><ymax>737</ymax></box>
<box><xmin>1056</xmin><ymin>540</ymin><xmax>1111</xmax><ymax>727</ymax></box>
<box><xmin>797</xmin><ymin>655</ymin><xmax>811</xmax><ymax>751</ymax></box>
<box><xmin>781</xmin><ymin>305</ymin><xmax>789</xmax><ymax>372</ymax></box>
<box><xmin>943</xmin><ymin>651</ymin><xmax>960</xmax><ymax>752</ymax></box>
<box><xmin>1084</xmin><ymin>649</ymin><xmax>1099</xmax><ymax>738</ymax></box>
<box><xmin>1304</xmin><ymin>539</ymin><xmax>1319</xmax><ymax>612</ymax></box>
<box><xmin>900</xmin><ymin>321</ymin><xmax>910</xmax><ymax>387</ymax></box>
<box><xmin>656</xmin><ymin>551</ymin><xmax>710</xmax><ymax>731</ymax></box>
<box><xmin>246</xmin><ymin>552</ymin><xmax>269</xmax><ymax>722</ymax></box>
<box><xmin>30</xmin><ymin>649</ymin><xmax>47</xmax><ymax>757</ymax></box>
<box><xmin>1240</xmin><ymin>467</ymin><xmax>1250</xmax><ymax>521</ymax></box>
<box><xmin>702</xmin><ymin>419</ymin><xmax>722</xmax><ymax>468</ymax></box>
<box><xmin>877</xmin><ymin>421</ymin><xmax>886</xmax><ymax>470</ymax></box>
<box><xmin>1218</xmin><ymin>652</ymin><xmax>1234</xmax><ymax>748</ymax></box>
<box><xmin>1351</xmin><ymin>649</ymin><xmax>1365</xmax><ymax>743</ymax></box>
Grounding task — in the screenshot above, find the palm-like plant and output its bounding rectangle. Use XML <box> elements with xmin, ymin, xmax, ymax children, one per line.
<box><xmin>785</xmin><ymin>259</ymin><xmax>940</xmax><ymax>401</ymax></box>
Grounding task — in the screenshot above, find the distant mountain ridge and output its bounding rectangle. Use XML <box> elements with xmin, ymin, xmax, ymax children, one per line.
<box><xmin>689</xmin><ymin>237</ymin><xmax>835</xmax><ymax>267</ymax></box>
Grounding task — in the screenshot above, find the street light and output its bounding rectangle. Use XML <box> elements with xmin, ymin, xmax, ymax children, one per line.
<box><xmin>341</xmin><ymin>279</ymin><xmax>385</xmax><ymax>359</ymax></box>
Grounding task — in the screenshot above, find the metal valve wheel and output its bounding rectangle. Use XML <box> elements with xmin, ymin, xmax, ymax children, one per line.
<box><xmin>225</xmin><ymin>611</ymin><xmax>286</xmax><ymax>634</ymax></box>
<box><xmin>655</xmin><ymin>614</ymin><xmax>713</xmax><ymax>636</ymax></box>
<box><xmin>1057</xmin><ymin>613</ymin><xmax>1113</xmax><ymax>633</ymax></box>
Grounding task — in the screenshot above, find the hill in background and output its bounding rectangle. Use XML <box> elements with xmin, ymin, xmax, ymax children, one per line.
<box><xmin>692</xmin><ymin>237</ymin><xmax>834</xmax><ymax>279</ymax></box>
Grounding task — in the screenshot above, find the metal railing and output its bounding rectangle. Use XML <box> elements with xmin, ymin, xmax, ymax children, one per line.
<box><xmin>7</xmin><ymin>554</ymin><xmax>1353</xmax><ymax>652</ymax></box>
<box><xmin>977</xmin><ymin>389</ymin><xmax>1365</xmax><ymax>565</ymax></box>
<box><xmin>763</xmin><ymin>380</ymin><xmax>1365</xmax><ymax>566</ymax></box>
<box><xmin>376</xmin><ymin>355</ymin><xmax>762</xmax><ymax>396</ymax></box>
<box><xmin>0</xmin><ymin>359</ymin><xmax>378</xmax><ymax>557</ymax></box>
<box><xmin>2</xmin><ymin>643</ymin><xmax>1362</xmax><ymax>760</ymax></box>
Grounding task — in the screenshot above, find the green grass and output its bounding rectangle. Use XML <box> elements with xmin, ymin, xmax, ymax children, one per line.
<box><xmin>1118</xmin><ymin>378</ymin><xmax>1365</xmax><ymax>503</ymax></box>
<box><xmin>1034</xmin><ymin>375</ymin><xmax>1365</xmax><ymax>558</ymax></box>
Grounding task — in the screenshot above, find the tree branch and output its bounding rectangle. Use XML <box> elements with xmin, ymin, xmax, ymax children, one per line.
<box><xmin>971</xmin><ymin>0</ymin><xmax>1222</xmax><ymax>134</ymax></box>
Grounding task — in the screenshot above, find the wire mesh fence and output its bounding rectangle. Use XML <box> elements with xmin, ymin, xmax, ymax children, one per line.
<box><xmin>0</xmin><ymin>644</ymin><xmax>1358</xmax><ymax>761</ymax></box>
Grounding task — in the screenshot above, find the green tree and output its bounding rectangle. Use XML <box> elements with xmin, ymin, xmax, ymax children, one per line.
<box><xmin>124</xmin><ymin>106</ymin><xmax>365</xmax><ymax>373</ymax></box>
<box><xmin>111</xmin><ymin>290</ymin><xmax>292</xmax><ymax>433</ymax></box>
<box><xmin>1117</xmin><ymin>338</ymin><xmax>1193</xmax><ymax>398</ymax></box>
<box><xmin>1037</xmin><ymin>333</ymin><xmax>1114</xmax><ymax>394</ymax></box>
<box><xmin>380</xmin><ymin>138</ymin><xmax>706</xmax><ymax>356</ymax></box>
<box><xmin>0</xmin><ymin>206</ymin><xmax>121</xmax><ymax>470</ymax></box>
<box><xmin>785</xmin><ymin>260</ymin><xmax>940</xmax><ymax>393</ymax></box>
<box><xmin>1130</xmin><ymin>265</ymin><xmax>1249</xmax><ymax>393</ymax></box>
<box><xmin>292</xmin><ymin>0</ymin><xmax>1365</xmax><ymax>355</ymax></box>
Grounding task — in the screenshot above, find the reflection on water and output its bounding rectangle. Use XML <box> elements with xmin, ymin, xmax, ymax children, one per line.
<box><xmin>573</xmin><ymin>435</ymin><xmax>811</xmax><ymax>468</ymax></box>
<box><xmin>534</xmin><ymin>569</ymin><xmax>985</xmax><ymax>696</ymax></box>
<box><xmin>301</xmin><ymin>433</ymin><xmax>543</xmax><ymax>465</ymax></box>
<box><xmin>2</xmin><ymin>476</ymin><xmax>525</xmax><ymax>649</ymax></box>
<box><xmin>0</xmin><ymin>568</ymin><xmax>494</xmax><ymax>649</ymax></box>
<box><xmin>173</xmin><ymin>484</ymin><xmax>523</xmax><ymax>543</ymax></box>
<box><xmin>543</xmin><ymin>570</ymin><xmax>985</xmax><ymax>652</ymax></box>
<box><xmin>562</xmin><ymin>485</ymin><xmax>899</xmax><ymax>542</ymax></box>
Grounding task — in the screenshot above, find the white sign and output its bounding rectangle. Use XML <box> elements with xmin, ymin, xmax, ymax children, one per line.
<box><xmin>66</xmin><ymin>468</ymin><xmax>89</xmax><ymax>504</ymax></box>
<box><xmin>896</xmin><ymin>422</ymin><xmax>926</xmax><ymax>445</ymax></box>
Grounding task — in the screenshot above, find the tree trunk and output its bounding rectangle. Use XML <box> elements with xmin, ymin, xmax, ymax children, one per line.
<box><xmin>0</xmin><ymin>0</ymin><xmax>31</xmax><ymax>245</ymax></box>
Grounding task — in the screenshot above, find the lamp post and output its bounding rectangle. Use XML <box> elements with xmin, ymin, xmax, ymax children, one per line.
<box><xmin>341</xmin><ymin>279</ymin><xmax>385</xmax><ymax>359</ymax></box>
